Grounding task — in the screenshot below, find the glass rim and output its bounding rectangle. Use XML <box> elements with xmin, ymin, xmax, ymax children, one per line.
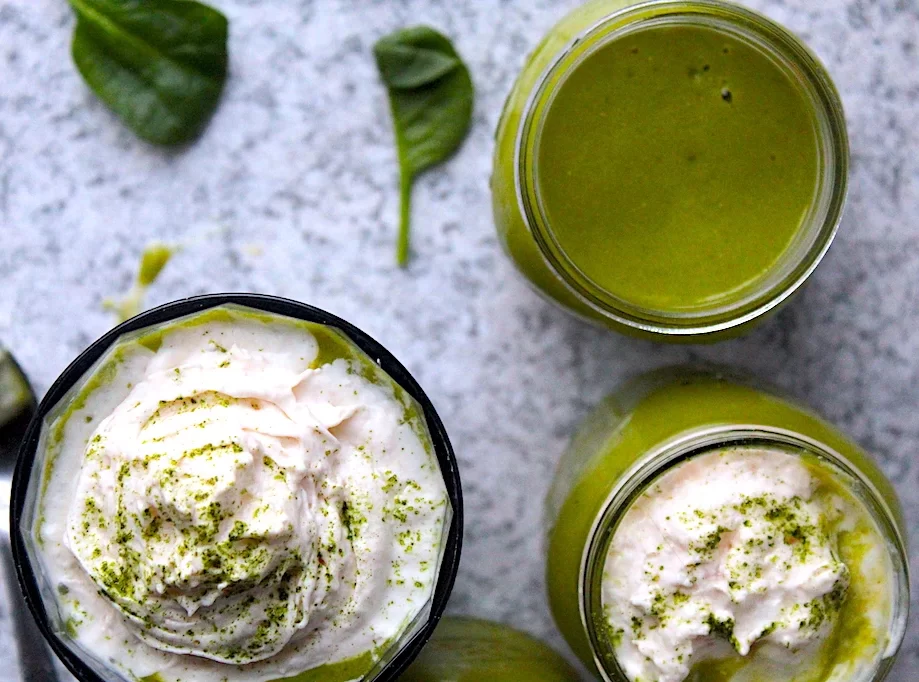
<box><xmin>514</xmin><ymin>0</ymin><xmax>850</xmax><ymax>337</ymax></box>
<box><xmin>577</xmin><ymin>425</ymin><xmax>910</xmax><ymax>681</ymax></box>
<box><xmin>10</xmin><ymin>293</ymin><xmax>464</xmax><ymax>682</ymax></box>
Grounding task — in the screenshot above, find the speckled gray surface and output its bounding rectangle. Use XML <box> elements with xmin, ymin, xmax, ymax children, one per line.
<box><xmin>0</xmin><ymin>0</ymin><xmax>917</xmax><ymax>679</ymax></box>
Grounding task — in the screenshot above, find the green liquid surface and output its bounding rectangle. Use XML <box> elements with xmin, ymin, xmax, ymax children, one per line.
<box><xmin>536</xmin><ymin>22</ymin><xmax>820</xmax><ymax>312</ymax></box>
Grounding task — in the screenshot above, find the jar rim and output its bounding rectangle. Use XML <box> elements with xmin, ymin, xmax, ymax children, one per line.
<box><xmin>514</xmin><ymin>0</ymin><xmax>850</xmax><ymax>336</ymax></box>
<box><xmin>577</xmin><ymin>425</ymin><xmax>910</xmax><ymax>681</ymax></box>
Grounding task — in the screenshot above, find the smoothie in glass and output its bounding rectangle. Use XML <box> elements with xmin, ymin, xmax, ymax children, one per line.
<box><xmin>545</xmin><ymin>369</ymin><xmax>909</xmax><ymax>681</ymax></box>
<box><xmin>492</xmin><ymin>0</ymin><xmax>848</xmax><ymax>340</ymax></box>
<box><xmin>13</xmin><ymin>298</ymin><xmax>461</xmax><ymax>682</ymax></box>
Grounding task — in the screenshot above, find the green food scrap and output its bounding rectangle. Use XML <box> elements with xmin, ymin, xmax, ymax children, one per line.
<box><xmin>104</xmin><ymin>243</ymin><xmax>178</xmax><ymax>322</ymax></box>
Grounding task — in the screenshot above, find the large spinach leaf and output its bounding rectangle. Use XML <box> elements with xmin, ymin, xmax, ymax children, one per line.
<box><xmin>374</xmin><ymin>26</ymin><xmax>474</xmax><ymax>265</ymax></box>
<box><xmin>70</xmin><ymin>0</ymin><xmax>229</xmax><ymax>145</ymax></box>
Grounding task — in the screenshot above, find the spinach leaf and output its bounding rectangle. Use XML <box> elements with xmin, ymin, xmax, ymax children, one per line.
<box><xmin>373</xmin><ymin>26</ymin><xmax>474</xmax><ymax>265</ymax></box>
<box><xmin>69</xmin><ymin>0</ymin><xmax>229</xmax><ymax>146</ymax></box>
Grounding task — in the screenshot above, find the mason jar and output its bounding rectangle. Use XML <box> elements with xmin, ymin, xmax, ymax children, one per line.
<box><xmin>11</xmin><ymin>294</ymin><xmax>463</xmax><ymax>682</ymax></box>
<box><xmin>492</xmin><ymin>0</ymin><xmax>848</xmax><ymax>341</ymax></box>
<box><xmin>399</xmin><ymin>617</ymin><xmax>580</xmax><ymax>682</ymax></box>
<box><xmin>545</xmin><ymin>367</ymin><xmax>909</xmax><ymax>681</ymax></box>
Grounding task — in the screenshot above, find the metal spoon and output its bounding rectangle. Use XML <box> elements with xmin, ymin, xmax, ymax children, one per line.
<box><xmin>0</xmin><ymin>349</ymin><xmax>60</xmax><ymax>680</ymax></box>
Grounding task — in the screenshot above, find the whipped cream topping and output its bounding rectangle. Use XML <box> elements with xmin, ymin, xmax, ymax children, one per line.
<box><xmin>36</xmin><ymin>309</ymin><xmax>449</xmax><ymax>681</ymax></box>
<box><xmin>602</xmin><ymin>448</ymin><xmax>849</xmax><ymax>682</ymax></box>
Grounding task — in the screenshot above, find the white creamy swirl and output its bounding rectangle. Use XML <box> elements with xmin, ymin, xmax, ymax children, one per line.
<box><xmin>37</xmin><ymin>310</ymin><xmax>447</xmax><ymax>682</ymax></box>
<box><xmin>602</xmin><ymin>448</ymin><xmax>849</xmax><ymax>682</ymax></box>
<box><xmin>66</xmin><ymin>343</ymin><xmax>397</xmax><ymax>664</ymax></box>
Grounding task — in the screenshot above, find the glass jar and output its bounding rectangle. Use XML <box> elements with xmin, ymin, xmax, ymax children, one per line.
<box><xmin>491</xmin><ymin>0</ymin><xmax>848</xmax><ymax>341</ymax></box>
<box><xmin>11</xmin><ymin>294</ymin><xmax>463</xmax><ymax>682</ymax></box>
<box><xmin>545</xmin><ymin>367</ymin><xmax>909</xmax><ymax>681</ymax></box>
<box><xmin>399</xmin><ymin>617</ymin><xmax>580</xmax><ymax>682</ymax></box>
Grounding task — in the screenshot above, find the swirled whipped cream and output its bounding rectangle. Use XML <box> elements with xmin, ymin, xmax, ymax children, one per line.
<box><xmin>35</xmin><ymin>307</ymin><xmax>450</xmax><ymax>682</ymax></box>
<box><xmin>602</xmin><ymin>448</ymin><xmax>850</xmax><ymax>682</ymax></box>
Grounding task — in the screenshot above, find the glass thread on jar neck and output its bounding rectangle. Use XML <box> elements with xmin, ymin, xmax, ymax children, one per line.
<box><xmin>577</xmin><ymin>426</ymin><xmax>910</xmax><ymax>682</ymax></box>
<box><xmin>513</xmin><ymin>0</ymin><xmax>849</xmax><ymax>337</ymax></box>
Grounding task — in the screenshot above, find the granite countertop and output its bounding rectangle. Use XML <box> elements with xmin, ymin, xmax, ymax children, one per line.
<box><xmin>0</xmin><ymin>0</ymin><xmax>916</xmax><ymax>679</ymax></box>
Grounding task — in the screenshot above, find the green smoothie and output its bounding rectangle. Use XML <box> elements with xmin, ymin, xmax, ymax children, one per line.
<box><xmin>545</xmin><ymin>369</ymin><xmax>908</xmax><ymax>681</ymax></box>
<box><xmin>537</xmin><ymin>22</ymin><xmax>819</xmax><ymax>312</ymax></box>
<box><xmin>28</xmin><ymin>303</ymin><xmax>454</xmax><ymax>682</ymax></box>
<box><xmin>492</xmin><ymin>0</ymin><xmax>848</xmax><ymax>339</ymax></box>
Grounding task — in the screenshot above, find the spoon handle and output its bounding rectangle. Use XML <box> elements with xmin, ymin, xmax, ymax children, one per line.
<box><xmin>0</xmin><ymin>535</ymin><xmax>61</xmax><ymax>680</ymax></box>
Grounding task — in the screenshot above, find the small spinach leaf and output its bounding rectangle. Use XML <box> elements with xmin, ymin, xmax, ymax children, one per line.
<box><xmin>69</xmin><ymin>0</ymin><xmax>229</xmax><ymax>146</ymax></box>
<box><xmin>373</xmin><ymin>26</ymin><xmax>474</xmax><ymax>266</ymax></box>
